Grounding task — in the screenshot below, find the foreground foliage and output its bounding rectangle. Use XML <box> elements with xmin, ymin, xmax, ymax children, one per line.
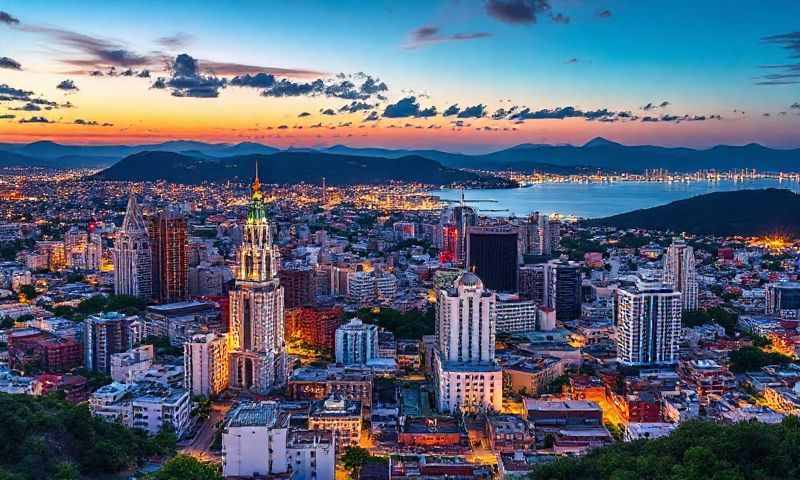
<box><xmin>531</xmin><ymin>418</ymin><xmax>800</xmax><ymax>480</ymax></box>
<box><xmin>146</xmin><ymin>455</ymin><xmax>222</xmax><ymax>480</ymax></box>
<box><xmin>0</xmin><ymin>393</ymin><xmax>175</xmax><ymax>479</ymax></box>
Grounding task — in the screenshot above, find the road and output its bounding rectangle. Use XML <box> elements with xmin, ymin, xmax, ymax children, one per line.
<box><xmin>181</xmin><ymin>403</ymin><xmax>230</xmax><ymax>463</ymax></box>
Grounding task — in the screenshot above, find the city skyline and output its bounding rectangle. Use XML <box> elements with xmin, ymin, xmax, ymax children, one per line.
<box><xmin>0</xmin><ymin>1</ymin><xmax>799</xmax><ymax>152</ymax></box>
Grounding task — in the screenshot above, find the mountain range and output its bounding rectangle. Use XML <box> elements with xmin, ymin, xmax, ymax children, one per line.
<box><xmin>2</xmin><ymin>138</ymin><xmax>800</xmax><ymax>172</ymax></box>
<box><xmin>93</xmin><ymin>151</ymin><xmax>515</xmax><ymax>187</ymax></box>
<box><xmin>585</xmin><ymin>188</ymin><xmax>800</xmax><ymax>236</ymax></box>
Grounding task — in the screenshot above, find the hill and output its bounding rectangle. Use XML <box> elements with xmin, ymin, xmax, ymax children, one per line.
<box><xmin>3</xmin><ymin>138</ymin><xmax>800</xmax><ymax>172</ymax></box>
<box><xmin>93</xmin><ymin>151</ymin><xmax>514</xmax><ymax>186</ymax></box>
<box><xmin>532</xmin><ymin>418</ymin><xmax>800</xmax><ymax>480</ymax></box>
<box><xmin>585</xmin><ymin>188</ymin><xmax>800</xmax><ymax>235</ymax></box>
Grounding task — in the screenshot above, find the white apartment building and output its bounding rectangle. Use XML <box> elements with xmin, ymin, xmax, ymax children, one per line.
<box><xmin>110</xmin><ymin>344</ymin><xmax>155</xmax><ymax>383</ymax></box>
<box><xmin>346</xmin><ymin>270</ymin><xmax>397</xmax><ymax>304</ymax></box>
<box><xmin>184</xmin><ymin>332</ymin><xmax>230</xmax><ymax>397</ymax></box>
<box><xmin>334</xmin><ymin>318</ymin><xmax>379</xmax><ymax>365</ymax></box>
<box><xmin>89</xmin><ymin>381</ymin><xmax>191</xmax><ymax>436</ymax></box>
<box><xmin>616</xmin><ymin>275</ymin><xmax>682</xmax><ymax>366</ymax></box>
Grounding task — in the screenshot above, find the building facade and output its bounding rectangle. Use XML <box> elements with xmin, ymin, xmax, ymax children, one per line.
<box><xmin>149</xmin><ymin>211</ymin><xmax>189</xmax><ymax>303</ymax></box>
<box><xmin>335</xmin><ymin>318</ymin><xmax>379</xmax><ymax>365</ymax></box>
<box><xmin>184</xmin><ymin>332</ymin><xmax>230</xmax><ymax>398</ymax></box>
<box><xmin>663</xmin><ymin>238</ymin><xmax>698</xmax><ymax>311</ymax></box>
<box><xmin>466</xmin><ymin>225</ymin><xmax>519</xmax><ymax>292</ymax></box>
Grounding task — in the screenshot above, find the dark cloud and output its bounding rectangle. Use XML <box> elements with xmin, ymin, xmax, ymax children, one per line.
<box><xmin>0</xmin><ymin>84</ymin><xmax>33</xmax><ymax>100</ymax></box>
<box><xmin>486</xmin><ymin>0</ymin><xmax>551</xmax><ymax>25</ymax></box>
<box><xmin>407</xmin><ymin>25</ymin><xmax>491</xmax><ymax>48</ymax></box>
<box><xmin>382</xmin><ymin>96</ymin><xmax>438</xmax><ymax>118</ymax></box>
<box><xmin>9</xmin><ymin>102</ymin><xmax>41</xmax><ymax>111</ymax></box>
<box><xmin>0</xmin><ymin>11</ymin><xmax>20</xmax><ymax>25</ymax></box>
<box><xmin>363</xmin><ymin>111</ymin><xmax>380</xmax><ymax>122</ymax></box>
<box><xmin>641</xmin><ymin>101</ymin><xmax>670</xmax><ymax>111</ymax></box>
<box><xmin>443</xmin><ymin>104</ymin><xmax>460</xmax><ymax>116</ymax></box>
<box><xmin>137</xmin><ymin>69</ymin><xmax>151</xmax><ymax>78</ymax></box>
<box><xmin>156</xmin><ymin>33</ymin><xmax>193</xmax><ymax>49</ymax></box>
<box><xmin>756</xmin><ymin>32</ymin><xmax>800</xmax><ymax>85</ymax></box>
<box><xmin>339</xmin><ymin>101</ymin><xmax>373</xmax><ymax>113</ymax></box>
<box><xmin>0</xmin><ymin>114</ymin><xmax>14</xmax><ymax>120</ymax></box>
<box><xmin>154</xmin><ymin>53</ymin><xmax>226</xmax><ymax>98</ymax></box>
<box><xmin>550</xmin><ymin>13</ymin><xmax>570</xmax><ymax>24</ymax></box>
<box><xmin>791</xmin><ymin>102</ymin><xmax>800</xmax><ymax>109</ymax></box>
<box><xmin>641</xmin><ymin>116</ymin><xmax>659</xmax><ymax>122</ymax></box>
<box><xmin>0</xmin><ymin>57</ymin><xmax>21</xmax><ymax>70</ymax></box>
<box><xmin>56</xmin><ymin>79</ymin><xmax>79</xmax><ymax>91</ymax></box>
<box><xmin>230</xmin><ymin>73</ymin><xmax>276</xmax><ymax>88</ymax></box>
<box><xmin>261</xmin><ymin>78</ymin><xmax>324</xmax><ymax>97</ymax></box>
<box><xmin>596</xmin><ymin>10</ymin><xmax>612</xmax><ymax>18</ymax></box>
<box><xmin>74</xmin><ymin>118</ymin><xmax>98</xmax><ymax>125</ymax></box>
<box><xmin>360</xmin><ymin>76</ymin><xmax>388</xmax><ymax>96</ymax></box>
<box><xmin>565</xmin><ymin>57</ymin><xmax>578</xmax><ymax>64</ymax></box>
<box><xmin>277</xmin><ymin>124</ymin><xmax>288</xmax><ymax>129</ymax></box>
<box><xmin>298</xmin><ymin>111</ymin><xmax>311</xmax><ymax>117</ymax></box>
<box><xmin>457</xmin><ymin>104</ymin><xmax>486</xmax><ymax>118</ymax></box>
<box><xmin>19</xmin><ymin>116</ymin><xmax>53</xmax><ymax>123</ymax></box>
<box><xmin>321</xmin><ymin>108</ymin><xmax>336</xmax><ymax>115</ymax></box>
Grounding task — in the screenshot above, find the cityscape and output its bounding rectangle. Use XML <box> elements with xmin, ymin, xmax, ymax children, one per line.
<box><xmin>2</xmin><ymin>2</ymin><xmax>800</xmax><ymax>480</ymax></box>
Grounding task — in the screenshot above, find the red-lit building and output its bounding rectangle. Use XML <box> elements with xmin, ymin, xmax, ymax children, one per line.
<box><xmin>8</xmin><ymin>329</ymin><xmax>83</xmax><ymax>373</ymax></box>
<box><xmin>285</xmin><ymin>306</ymin><xmax>343</xmax><ymax>351</ymax></box>
<box><xmin>33</xmin><ymin>374</ymin><xmax>89</xmax><ymax>403</ymax></box>
<box><xmin>621</xmin><ymin>391</ymin><xmax>662</xmax><ymax>423</ymax></box>
<box><xmin>149</xmin><ymin>212</ymin><xmax>188</xmax><ymax>303</ymax></box>
<box><xmin>398</xmin><ymin>416</ymin><xmax>465</xmax><ymax>447</ymax></box>
<box><xmin>439</xmin><ymin>225</ymin><xmax>458</xmax><ymax>263</ymax></box>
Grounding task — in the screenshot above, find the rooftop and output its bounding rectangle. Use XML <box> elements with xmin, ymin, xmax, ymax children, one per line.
<box><xmin>227</xmin><ymin>401</ymin><xmax>289</xmax><ymax>428</ymax></box>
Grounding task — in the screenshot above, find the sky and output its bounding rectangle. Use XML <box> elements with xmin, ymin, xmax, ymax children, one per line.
<box><xmin>0</xmin><ymin>0</ymin><xmax>799</xmax><ymax>152</ymax></box>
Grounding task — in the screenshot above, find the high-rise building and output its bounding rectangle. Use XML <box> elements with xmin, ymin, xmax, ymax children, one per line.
<box><xmin>543</xmin><ymin>259</ymin><xmax>581</xmax><ymax>321</ymax></box>
<box><xmin>83</xmin><ymin>312</ymin><xmax>138</xmax><ymax>374</ymax></box>
<box><xmin>519</xmin><ymin>263</ymin><xmax>546</xmax><ymax>304</ymax></box>
<box><xmin>434</xmin><ymin>272</ymin><xmax>502</xmax><ymax>414</ymax></box>
<box><xmin>113</xmin><ymin>193</ymin><xmax>152</xmax><ymax>298</ymax></box>
<box><xmin>663</xmin><ymin>239</ymin><xmax>698</xmax><ymax>311</ymax></box>
<box><xmin>438</xmin><ymin>197</ymin><xmax>477</xmax><ymax>264</ymax></box>
<box><xmin>285</xmin><ymin>306</ymin><xmax>343</xmax><ymax>351</ymax></box>
<box><xmin>466</xmin><ymin>225</ymin><xmax>519</xmax><ymax>292</ymax></box>
<box><xmin>149</xmin><ymin>211</ymin><xmax>188</xmax><ymax>303</ymax></box>
<box><xmin>616</xmin><ymin>275</ymin><xmax>682</xmax><ymax>366</ymax></box>
<box><xmin>346</xmin><ymin>270</ymin><xmax>397</xmax><ymax>304</ymax></box>
<box><xmin>334</xmin><ymin>318</ymin><xmax>378</xmax><ymax>365</ymax></box>
<box><xmin>184</xmin><ymin>332</ymin><xmax>231</xmax><ymax>398</ymax></box>
<box><xmin>278</xmin><ymin>262</ymin><xmax>316</xmax><ymax>308</ymax></box>
<box><xmin>521</xmin><ymin>212</ymin><xmax>561</xmax><ymax>256</ymax></box>
<box><xmin>228</xmin><ymin>169</ymin><xmax>287</xmax><ymax>394</ymax></box>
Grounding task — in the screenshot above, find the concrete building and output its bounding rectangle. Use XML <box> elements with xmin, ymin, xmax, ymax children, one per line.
<box><xmin>346</xmin><ymin>270</ymin><xmax>397</xmax><ymax>304</ymax></box>
<box><xmin>466</xmin><ymin>225</ymin><xmax>519</xmax><ymax>292</ymax></box>
<box><xmin>222</xmin><ymin>401</ymin><xmax>289</xmax><ymax>478</ymax></box>
<box><xmin>616</xmin><ymin>274</ymin><xmax>682</xmax><ymax>366</ymax></box>
<box><xmin>663</xmin><ymin>238</ymin><xmax>698</xmax><ymax>311</ymax></box>
<box><xmin>495</xmin><ymin>293</ymin><xmax>538</xmax><ymax>334</ymax></box>
<box><xmin>112</xmin><ymin>193</ymin><xmax>152</xmax><ymax>298</ymax></box>
<box><xmin>148</xmin><ymin>211</ymin><xmax>189</xmax><ymax>303</ymax></box>
<box><xmin>279</xmin><ymin>262</ymin><xmax>316</xmax><ymax>308</ymax></box>
<box><xmin>543</xmin><ymin>259</ymin><xmax>581</xmax><ymax>321</ymax></box>
<box><xmin>110</xmin><ymin>344</ymin><xmax>155</xmax><ymax>383</ymax></box>
<box><xmin>184</xmin><ymin>332</ymin><xmax>230</xmax><ymax>398</ymax></box>
<box><xmin>90</xmin><ymin>381</ymin><xmax>191</xmax><ymax>436</ymax></box>
<box><xmin>308</xmin><ymin>396</ymin><xmax>362</xmax><ymax>455</ymax></box>
<box><xmin>84</xmin><ymin>312</ymin><xmax>140</xmax><ymax>374</ymax></box>
<box><xmin>335</xmin><ymin>318</ymin><xmax>379</xmax><ymax>365</ymax></box>
<box><xmin>766</xmin><ymin>281</ymin><xmax>800</xmax><ymax>320</ymax></box>
<box><xmin>434</xmin><ymin>272</ymin><xmax>502</xmax><ymax>414</ymax></box>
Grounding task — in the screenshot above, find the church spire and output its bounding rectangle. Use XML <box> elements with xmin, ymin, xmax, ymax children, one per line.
<box><xmin>252</xmin><ymin>160</ymin><xmax>262</xmax><ymax>199</ymax></box>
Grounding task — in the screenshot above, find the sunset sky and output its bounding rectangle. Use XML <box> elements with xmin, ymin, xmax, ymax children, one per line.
<box><xmin>1</xmin><ymin>0</ymin><xmax>799</xmax><ymax>152</ymax></box>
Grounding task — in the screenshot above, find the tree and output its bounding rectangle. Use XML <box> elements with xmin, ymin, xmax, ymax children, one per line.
<box><xmin>728</xmin><ymin>346</ymin><xmax>792</xmax><ymax>374</ymax></box>
<box><xmin>18</xmin><ymin>284</ymin><xmax>37</xmax><ymax>301</ymax></box>
<box><xmin>148</xmin><ymin>455</ymin><xmax>222</xmax><ymax>480</ymax></box>
<box><xmin>341</xmin><ymin>446</ymin><xmax>371</xmax><ymax>478</ymax></box>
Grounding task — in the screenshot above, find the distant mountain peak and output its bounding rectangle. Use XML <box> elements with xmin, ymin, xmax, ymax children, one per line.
<box><xmin>583</xmin><ymin>137</ymin><xmax>622</xmax><ymax>148</ymax></box>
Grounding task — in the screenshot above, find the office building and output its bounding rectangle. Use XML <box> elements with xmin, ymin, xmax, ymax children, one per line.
<box><xmin>766</xmin><ymin>281</ymin><xmax>800</xmax><ymax>320</ymax></box>
<box><xmin>616</xmin><ymin>275</ymin><xmax>682</xmax><ymax>366</ymax></box>
<box><xmin>521</xmin><ymin>212</ymin><xmax>561</xmax><ymax>256</ymax></box>
<box><xmin>466</xmin><ymin>225</ymin><xmax>519</xmax><ymax>292</ymax></box>
<box><xmin>335</xmin><ymin>318</ymin><xmax>379</xmax><ymax>365</ymax></box>
<box><xmin>228</xmin><ymin>170</ymin><xmax>287</xmax><ymax>394</ymax></box>
<box><xmin>663</xmin><ymin>238</ymin><xmax>698</xmax><ymax>311</ymax></box>
<box><xmin>279</xmin><ymin>262</ymin><xmax>316</xmax><ymax>308</ymax></box>
<box><xmin>285</xmin><ymin>306</ymin><xmax>343</xmax><ymax>351</ymax></box>
<box><xmin>113</xmin><ymin>193</ymin><xmax>152</xmax><ymax>298</ymax></box>
<box><xmin>308</xmin><ymin>396</ymin><xmax>362</xmax><ymax>454</ymax></box>
<box><xmin>434</xmin><ymin>272</ymin><xmax>502</xmax><ymax>414</ymax></box>
<box><xmin>346</xmin><ymin>270</ymin><xmax>397</xmax><ymax>304</ymax></box>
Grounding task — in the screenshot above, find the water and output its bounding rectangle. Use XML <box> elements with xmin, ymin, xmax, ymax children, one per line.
<box><xmin>430</xmin><ymin>179</ymin><xmax>800</xmax><ymax>219</ymax></box>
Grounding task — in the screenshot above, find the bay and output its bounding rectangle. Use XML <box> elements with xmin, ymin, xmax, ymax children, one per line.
<box><xmin>430</xmin><ymin>178</ymin><xmax>800</xmax><ymax>219</ymax></box>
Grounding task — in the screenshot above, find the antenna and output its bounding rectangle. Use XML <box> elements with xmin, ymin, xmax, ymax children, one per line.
<box><xmin>460</xmin><ymin>187</ymin><xmax>465</xmax><ymax>207</ymax></box>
